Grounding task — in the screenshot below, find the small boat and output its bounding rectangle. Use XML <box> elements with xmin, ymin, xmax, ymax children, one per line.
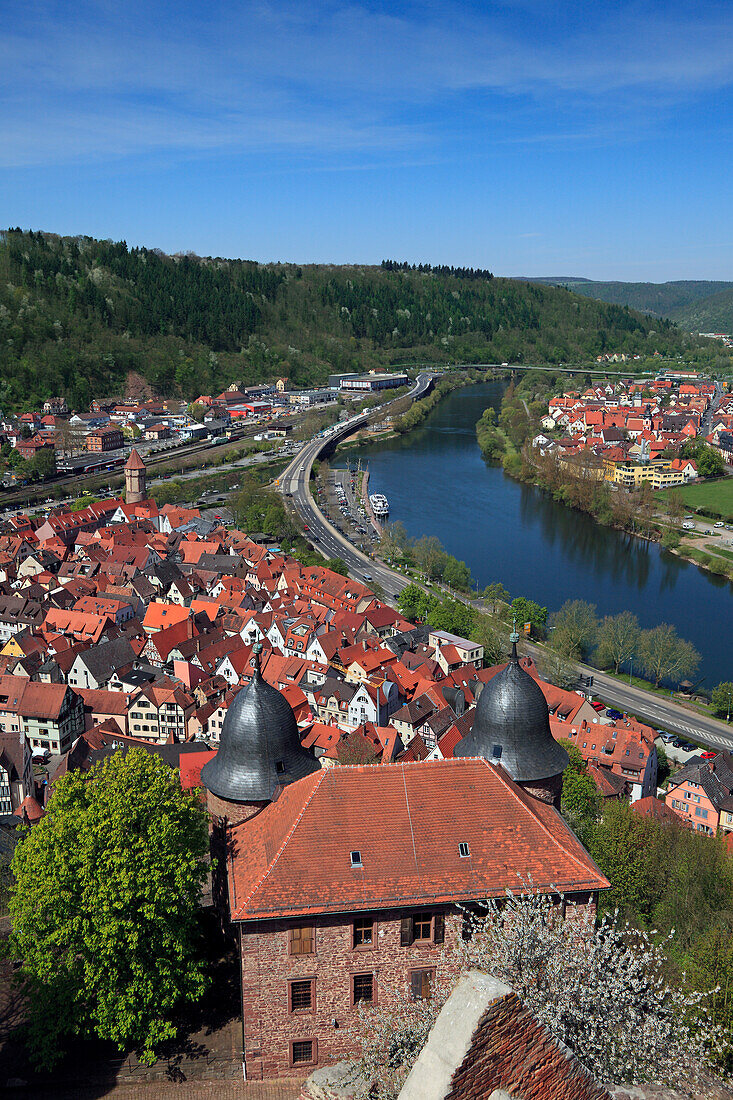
<box><xmin>369</xmin><ymin>493</ymin><xmax>390</xmax><ymax>519</ymax></box>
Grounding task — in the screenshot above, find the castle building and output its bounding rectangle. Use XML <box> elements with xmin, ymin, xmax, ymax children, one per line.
<box><xmin>124</xmin><ymin>448</ymin><xmax>147</xmax><ymax>504</ymax></box>
<box><xmin>202</xmin><ymin>643</ymin><xmax>607</xmax><ymax>1081</ymax></box>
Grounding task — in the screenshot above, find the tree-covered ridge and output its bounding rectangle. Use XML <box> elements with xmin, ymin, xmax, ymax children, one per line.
<box><xmin>0</xmin><ymin>228</ymin><xmax>718</xmax><ymax>413</ymax></box>
<box><xmin>531</xmin><ymin>276</ymin><xmax>733</xmax><ymax>329</ymax></box>
<box><xmin>673</xmin><ymin>288</ymin><xmax>733</xmax><ymax>334</ymax></box>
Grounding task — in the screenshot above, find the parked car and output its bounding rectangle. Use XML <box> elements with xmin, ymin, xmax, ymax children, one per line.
<box><xmin>660</xmin><ymin>733</ymin><xmax>676</xmax><ymax>743</ymax></box>
<box><xmin>606</xmin><ymin>708</ymin><xmax>624</xmax><ymax>720</ymax></box>
<box><xmin>673</xmin><ymin>738</ymin><xmax>686</xmax><ymax>748</ymax></box>
<box><xmin>714</xmin><ymin>521</ymin><xmax>724</xmax><ymax>528</ymax></box>
<box><xmin>590</xmin><ymin>701</ymin><xmax>605</xmax><ymax>711</ymax></box>
<box><xmin>700</xmin><ymin>751</ymin><xmax>717</xmax><ymax>760</ymax></box>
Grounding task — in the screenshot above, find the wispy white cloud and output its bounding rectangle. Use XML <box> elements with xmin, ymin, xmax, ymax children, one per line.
<box><xmin>1</xmin><ymin>0</ymin><xmax>731</xmax><ymax>167</ymax></box>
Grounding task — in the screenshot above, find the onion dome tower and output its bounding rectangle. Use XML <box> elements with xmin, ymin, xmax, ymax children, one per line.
<box><xmin>201</xmin><ymin>644</ymin><xmax>320</xmax><ymax>826</ymax></box>
<box><xmin>455</xmin><ymin>632</ymin><xmax>568</xmax><ymax>806</ymax></box>
<box><xmin>124</xmin><ymin>448</ymin><xmax>147</xmax><ymax>504</ymax></box>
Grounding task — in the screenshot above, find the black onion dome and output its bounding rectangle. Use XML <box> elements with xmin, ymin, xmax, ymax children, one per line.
<box><xmin>201</xmin><ymin>649</ymin><xmax>320</xmax><ymax>803</ymax></box>
<box><xmin>455</xmin><ymin>642</ymin><xmax>569</xmax><ymax>783</ymax></box>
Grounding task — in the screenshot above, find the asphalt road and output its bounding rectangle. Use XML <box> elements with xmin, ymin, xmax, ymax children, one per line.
<box><xmin>279</xmin><ymin>374</ymin><xmax>435</xmax><ymax>592</ymax></box>
<box><xmin>524</xmin><ymin>641</ymin><xmax>733</xmax><ymax>754</ymax></box>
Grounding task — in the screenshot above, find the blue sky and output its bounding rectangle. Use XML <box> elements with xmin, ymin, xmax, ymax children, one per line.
<box><xmin>2</xmin><ymin>0</ymin><xmax>732</xmax><ymax>278</ymax></box>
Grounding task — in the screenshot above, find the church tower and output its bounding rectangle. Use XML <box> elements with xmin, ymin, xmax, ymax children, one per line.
<box><xmin>124</xmin><ymin>448</ymin><xmax>147</xmax><ymax>503</ymax></box>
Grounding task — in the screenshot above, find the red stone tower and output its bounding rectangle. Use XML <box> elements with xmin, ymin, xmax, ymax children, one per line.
<box><xmin>124</xmin><ymin>448</ymin><xmax>147</xmax><ymax>504</ymax></box>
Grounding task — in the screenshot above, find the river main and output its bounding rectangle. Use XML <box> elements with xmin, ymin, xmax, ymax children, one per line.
<box><xmin>334</xmin><ymin>381</ymin><xmax>732</xmax><ymax>687</ymax></box>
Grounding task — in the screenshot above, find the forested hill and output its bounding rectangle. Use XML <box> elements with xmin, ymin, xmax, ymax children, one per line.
<box><xmin>0</xmin><ymin>229</ymin><xmax>714</xmax><ymax>412</ymax></box>
<box><xmin>525</xmin><ymin>277</ymin><xmax>733</xmax><ymax>329</ymax></box>
<box><xmin>672</xmin><ymin>289</ymin><xmax>733</xmax><ymax>334</ymax></box>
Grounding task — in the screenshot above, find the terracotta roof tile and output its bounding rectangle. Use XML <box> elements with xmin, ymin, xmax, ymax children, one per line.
<box><xmin>228</xmin><ymin>758</ymin><xmax>608</xmax><ymax>921</ymax></box>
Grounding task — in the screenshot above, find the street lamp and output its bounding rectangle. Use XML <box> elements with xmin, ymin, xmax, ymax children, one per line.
<box><xmin>629</xmin><ymin>658</ymin><xmax>633</xmax><ymax>685</ymax></box>
<box><xmin>728</xmin><ymin>685</ymin><xmax>732</xmax><ymax>724</ymax></box>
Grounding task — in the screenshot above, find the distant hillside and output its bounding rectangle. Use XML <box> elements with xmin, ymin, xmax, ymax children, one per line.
<box><xmin>526</xmin><ymin>277</ymin><xmax>733</xmax><ymax>329</ymax></box>
<box><xmin>672</xmin><ymin>289</ymin><xmax>733</xmax><ymax>334</ymax></box>
<box><xmin>0</xmin><ymin>229</ymin><xmax>716</xmax><ymax>413</ymax></box>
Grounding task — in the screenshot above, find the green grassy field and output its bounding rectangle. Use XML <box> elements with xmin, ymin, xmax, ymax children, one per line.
<box><xmin>656</xmin><ymin>477</ymin><xmax>733</xmax><ymax>519</ymax></box>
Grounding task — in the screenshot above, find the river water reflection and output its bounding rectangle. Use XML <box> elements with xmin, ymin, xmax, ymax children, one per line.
<box><xmin>334</xmin><ymin>382</ymin><xmax>732</xmax><ymax>686</ymax></box>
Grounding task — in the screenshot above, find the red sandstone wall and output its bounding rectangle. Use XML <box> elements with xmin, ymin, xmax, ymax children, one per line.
<box><xmin>240</xmin><ymin>909</ymin><xmax>462</xmax><ymax>1080</ymax></box>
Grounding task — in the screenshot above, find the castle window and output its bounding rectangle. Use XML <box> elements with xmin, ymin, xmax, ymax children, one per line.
<box><xmin>290</xmin><ymin>1039</ymin><xmax>317</xmax><ymax>1066</ymax></box>
<box><xmin>289</xmin><ymin>926</ymin><xmax>314</xmax><ymax>956</ymax></box>
<box><xmin>289</xmin><ymin>978</ymin><xmax>315</xmax><ymax>1013</ymax></box>
<box><xmin>352</xmin><ymin>973</ymin><xmax>375</xmax><ymax>1005</ymax></box>
<box><xmin>353</xmin><ymin>916</ymin><xmax>374</xmax><ymax>949</ymax></box>
<box><xmin>409</xmin><ymin>968</ymin><xmax>435</xmax><ymax>1001</ymax></box>
<box><xmin>401</xmin><ymin>912</ymin><xmax>445</xmax><ymax>946</ymax></box>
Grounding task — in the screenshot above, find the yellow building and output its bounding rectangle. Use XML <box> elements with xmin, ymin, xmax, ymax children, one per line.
<box><xmin>604</xmin><ymin>459</ymin><xmax>687</xmax><ymax>489</ymax></box>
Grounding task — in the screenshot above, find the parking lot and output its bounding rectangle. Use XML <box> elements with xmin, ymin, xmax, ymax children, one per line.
<box><xmin>317</xmin><ymin>468</ymin><xmax>380</xmax><ymax>554</ymax></box>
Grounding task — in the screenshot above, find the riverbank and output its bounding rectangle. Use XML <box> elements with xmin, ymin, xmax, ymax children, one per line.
<box><xmin>332</xmin><ymin>380</ymin><xmax>732</xmax><ymax>684</ymax></box>
<box><xmin>475</xmin><ymin>386</ymin><xmax>733</xmax><ymax>585</ymax></box>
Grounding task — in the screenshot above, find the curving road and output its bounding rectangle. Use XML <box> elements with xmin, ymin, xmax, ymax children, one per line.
<box><xmin>279</xmin><ymin>373</ymin><xmax>435</xmax><ymax>594</ymax></box>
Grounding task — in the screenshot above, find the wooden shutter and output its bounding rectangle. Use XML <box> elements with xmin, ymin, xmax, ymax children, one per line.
<box><xmin>433</xmin><ymin>913</ymin><xmax>445</xmax><ymax>944</ymax></box>
<box><xmin>410</xmin><ymin>970</ymin><xmax>423</xmax><ymax>1000</ymax></box>
<box><xmin>400</xmin><ymin>916</ymin><xmax>414</xmax><ymax>946</ymax></box>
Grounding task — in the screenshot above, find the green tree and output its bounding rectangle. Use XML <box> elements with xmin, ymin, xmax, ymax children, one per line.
<box><xmin>470</xmin><ymin>613</ymin><xmax>509</xmax><ymax>666</ymax></box>
<box><xmin>6</xmin><ymin>750</ymin><xmax>209</xmax><ymax>1069</ymax></box>
<box><xmin>557</xmin><ymin>740</ymin><xmax>601</xmax><ymax>844</ymax></box>
<box><xmin>594</xmin><ymin>611</ymin><xmax>641</xmax><ymax>674</ymax></box>
<box><xmin>549</xmin><ymin>599</ymin><xmax>599</xmax><ymax>661</ymax></box>
<box><xmin>507</xmin><ymin>596</ymin><xmax>548</xmax><ymax>637</ymax></box>
<box><xmin>427</xmin><ymin>597</ymin><xmax>476</xmax><ymax>638</ymax></box>
<box><xmin>638</xmin><ymin>623</ymin><xmax>700</xmax><ymax>688</ymax></box>
<box><xmin>588</xmin><ymin>800</ymin><xmax>660</xmax><ymax>922</ymax></box>
<box><xmin>442</xmin><ymin>556</ymin><xmax>473</xmax><ymax>592</ymax></box>
<box><xmin>711</xmin><ymin>682</ymin><xmax>733</xmax><ymax>720</ymax></box>
<box><xmin>483</xmin><ymin>581</ymin><xmax>509</xmax><ymax>613</ymax></box>
<box><xmin>412</xmin><ymin>534</ymin><xmax>446</xmax><ymax>580</ymax></box>
<box><xmin>397</xmin><ymin>583</ymin><xmax>435</xmax><ymax>622</ymax></box>
<box><xmin>28</xmin><ymin>446</ymin><xmax>57</xmax><ymax>481</ymax></box>
<box><xmin>379</xmin><ymin>520</ymin><xmax>410</xmax><ymax>561</ymax></box>
<box><xmin>325</xmin><ymin>557</ymin><xmax>349</xmax><ymax>576</ymax></box>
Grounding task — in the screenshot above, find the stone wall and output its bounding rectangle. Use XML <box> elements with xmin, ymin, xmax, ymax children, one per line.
<box><xmin>240</xmin><ymin>908</ymin><xmax>462</xmax><ymax>1080</ymax></box>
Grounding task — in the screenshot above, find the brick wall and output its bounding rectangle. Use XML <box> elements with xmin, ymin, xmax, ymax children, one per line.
<box><xmin>239</xmin><ymin>908</ymin><xmax>462</xmax><ymax>1080</ymax></box>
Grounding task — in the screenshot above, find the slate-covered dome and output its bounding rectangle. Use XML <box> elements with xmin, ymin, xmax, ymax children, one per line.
<box><xmin>201</xmin><ymin>648</ymin><xmax>320</xmax><ymax>803</ymax></box>
<box><xmin>455</xmin><ymin>640</ymin><xmax>569</xmax><ymax>783</ymax></box>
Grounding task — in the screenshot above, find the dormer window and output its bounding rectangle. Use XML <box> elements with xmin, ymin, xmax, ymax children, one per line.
<box><xmin>458</xmin><ymin>842</ymin><xmax>470</xmax><ymax>858</ymax></box>
<box><xmin>275</xmin><ymin>760</ymin><xmax>285</xmax><ymax>775</ymax></box>
<box><xmin>350</xmin><ymin>850</ymin><xmax>362</xmax><ymax>868</ymax></box>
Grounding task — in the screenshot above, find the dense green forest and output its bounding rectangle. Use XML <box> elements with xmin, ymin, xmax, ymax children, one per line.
<box><xmin>528</xmin><ymin>276</ymin><xmax>733</xmax><ymax>331</ymax></box>
<box><xmin>0</xmin><ymin>229</ymin><xmax>721</xmax><ymax>413</ymax></box>
<box><xmin>673</xmin><ymin>288</ymin><xmax>733</xmax><ymax>333</ymax></box>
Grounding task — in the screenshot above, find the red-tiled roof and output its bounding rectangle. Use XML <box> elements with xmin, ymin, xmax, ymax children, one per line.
<box><xmin>228</xmin><ymin>758</ymin><xmax>609</xmax><ymax>921</ymax></box>
<box><xmin>125</xmin><ymin>448</ymin><xmax>146</xmax><ymax>470</ymax></box>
